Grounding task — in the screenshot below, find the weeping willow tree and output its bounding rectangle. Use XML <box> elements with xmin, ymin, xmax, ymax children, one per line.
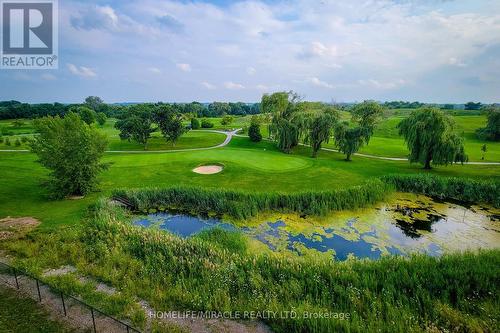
<box><xmin>334</xmin><ymin>101</ymin><xmax>383</xmax><ymax>161</ymax></box>
<box><xmin>398</xmin><ymin>108</ymin><xmax>468</xmax><ymax>169</ymax></box>
<box><xmin>262</xmin><ymin>91</ymin><xmax>308</xmax><ymax>153</ymax></box>
<box><xmin>304</xmin><ymin>111</ymin><xmax>338</xmax><ymax>157</ymax></box>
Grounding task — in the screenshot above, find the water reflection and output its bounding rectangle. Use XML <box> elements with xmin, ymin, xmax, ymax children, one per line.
<box><xmin>133</xmin><ymin>193</ymin><xmax>500</xmax><ymax>260</ymax></box>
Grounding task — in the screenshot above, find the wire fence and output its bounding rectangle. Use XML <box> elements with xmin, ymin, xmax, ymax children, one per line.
<box><xmin>0</xmin><ymin>261</ymin><xmax>142</xmax><ymax>333</ymax></box>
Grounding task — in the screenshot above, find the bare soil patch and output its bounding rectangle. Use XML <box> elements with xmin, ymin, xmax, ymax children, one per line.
<box><xmin>0</xmin><ymin>217</ymin><xmax>40</xmax><ymax>240</ymax></box>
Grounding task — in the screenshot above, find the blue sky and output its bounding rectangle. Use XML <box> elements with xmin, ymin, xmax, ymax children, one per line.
<box><xmin>1</xmin><ymin>0</ymin><xmax>500</xmax><ymax>103</ymax></box>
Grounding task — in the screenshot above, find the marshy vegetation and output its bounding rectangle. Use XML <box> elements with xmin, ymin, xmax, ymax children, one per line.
<box><xmin>113</xmin><ymin>179</ymin><xmax>392</xmax><ymax>219</ymax></box>
<box><xmin>4</xmin><ymin>200</ymin><xmax>499</xmax><ymax>333</ymax></box>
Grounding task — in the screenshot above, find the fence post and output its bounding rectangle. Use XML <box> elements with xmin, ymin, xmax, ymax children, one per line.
<box><xmin>61</xmin><ymin>292</ymin><xmax>67</xmax><ymax>316</ymax></box>
<box><xmin>35</xmin><ymin>279</ymin><xmax>42</xmax><ymax>302</ymax></box>
<box><xmin>12</xmin><ymin>268</ymin><xmax>19</xmax><ymax>289</ymax></box>
<box><xmin>126</xmin><ymin>325</ymin><xmax>130</xmax><ymax>333</ymax></box>
<box><xmin>91</xmin><ymin>308</ymin><xmax>97</xmax><ymax>333</ymax></box>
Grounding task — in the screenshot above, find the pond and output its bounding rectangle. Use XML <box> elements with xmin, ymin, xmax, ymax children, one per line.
<box><xmin>133</xmin><ymin>193</ymin><xmax>500</xmax><ymax>260</ymax></box>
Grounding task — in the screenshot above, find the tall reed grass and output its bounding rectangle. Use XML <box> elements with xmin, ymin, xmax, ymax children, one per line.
<box><xmin>382</xmin><ymin>174</ymin><xmax>500</xmax><ymax>207</ymax></box>
<box><xmin>113</xmin><ymin>180</ymin><xmax>393</xmax><ymax>219</ymax></box>
<box><xmin>77</xmin><ymin>200</ymin><xmax>500</xmax><ymax>333</ymax></box>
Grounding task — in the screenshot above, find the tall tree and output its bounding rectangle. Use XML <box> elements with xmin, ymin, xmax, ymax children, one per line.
<box><xmin>154</xmin><ymin>105</ymin><xmax>186</xmax><ymax>146</ymax></box>
<box><xmin>263</xmin><ymin>91</ymin><xmax>307</xmax><ymax>153</ymax></box>
<box><xmin>351</xmin><ymin>101</ymin><xmax>384</xmax><ymax>143</ymax></box>
<box><xmin>333</xmin><ymin>101</ymin><xmax>383</xmax><ymax>161</ymax></box>
<box><xmin>333</xmin><ymin>123</ymin><xmax>365</xmax><ymax>161</ymax></box>
<box><xmin>96</xmin><ymin>112</ymin><xmax>107</xmax><ymax>126</ymax></box>
<box><xmin>398</xmin><ymin>108</ymin><xmax>468</xmax><ymax>169</ymax></box>
<box><xmin>476</xmin><ymin>107</ymin><xmax>500</xmax><ymax>141</ymax></box>
<box><xmin>464</xmin><ymin>102</ymin><xmax>482</xmax><ymax>111</ymax></box>
<box><xmin>115</xmin><ymin>105</ymin><xmax>156</xmax><ymax>150</ymax></box>
<box><xmin>248</xmin><ymin>116</ymin><xmax>262</xmax><ymax>142</ymax></box>
<box><xmin>305</xmin><ymin>111</ymin><xmax>338</xmax><ymax>157</ymax></box>
<box><xmin>30</xmin><ymin>113</ymin><xmax>107</xmax><ymax>198</ymax></box>
<box><xmin>75</xmin><ymin>106</ymin><xmax>96</xmax><ymax>125</ymax></box>
<box><xmin>85</xmin><ymin>96</ymin><xmax>104</xmax><ymax>111</ymax></box>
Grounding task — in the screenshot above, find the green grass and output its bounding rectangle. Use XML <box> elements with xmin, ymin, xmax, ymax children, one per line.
<box><xmin>0</xmin><ymin>136</ymin><xmax>498</xmax><ymax>229</ymax></box>
<box><xmin>4</xmin><ymin>202</ymin><xmax>499</xmax><ymax>333</ymax></box>
<box><xmin>0</xmin><ymin>285</ymin><xmax>73</xmax><ymax>333</ymax></box>
<box><xmin>323</xmin><ymin>115</ymin><xmax>500</xmax><ymax>162</ymax></box>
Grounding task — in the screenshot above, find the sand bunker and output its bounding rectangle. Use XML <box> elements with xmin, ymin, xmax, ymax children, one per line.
<box><xmin>192</xmin><ymin>165</ymin><xmax>223</xmax><ymax>174</ymax></box>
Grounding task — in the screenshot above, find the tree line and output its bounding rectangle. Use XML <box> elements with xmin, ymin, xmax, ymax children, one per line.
<box><xmin>0</xmin><ymin>98</ymin><xmax>261</xmax><ymax>120</ymax></box>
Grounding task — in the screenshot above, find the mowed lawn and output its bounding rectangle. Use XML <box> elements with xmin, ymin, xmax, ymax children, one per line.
<box><xmin>0</xmin><ymin>119</ymin><xmax>227</xmax><ymax>151</ymax></box>
<box><xmin>322</xmin><ymin>115</ymin><xmax>500</xmax><ymax>162</ymax></box>
<box><xmin>1</xmin><ymin>136</ymin><xmax>498</xmax><ymax>229</ymax></box>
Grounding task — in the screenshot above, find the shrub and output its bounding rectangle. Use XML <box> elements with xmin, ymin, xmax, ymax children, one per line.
<box><xmin>201</xmin><ymin>119</ymin><xmax>214</xmax><ymax>128</ymax></box>
<box><xmin>190</xmin><ymin>118</ymin><xmax>200</xmax><ymax>129</ymax></box>
<box><xmin>221</xmin><ymin>115</ymin><xmax>234</xmax><ymax>126</ymax></box>
<box><xmin>14</xmin><ymin>138</ymin><xmax>21</xmax><ymax>146</ymax></box>
<box><xmin>0</xmin><ymin>136</ymin><xmax>3</xmax><ymax>144</ymax></box>
<box><xmin>248</xmin><ymin>118</ymin><xmax>262</xmax><ymax>142</ymax></box>
<box><xmin>20</xmin><ymin>136</ymin><xmax>28</xmax><ymax>143</ymax></box>
<box><xmin>382</xmin><ymin>174</ymin><xmax>500</xmax><ymax>207</ymax></box>
<box><xmin>5</xmin><ymin>137</ymin><xmax>10</xmax><ymax>146</ymax></box>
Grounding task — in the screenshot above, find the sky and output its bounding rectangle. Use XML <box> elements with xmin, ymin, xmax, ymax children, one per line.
<box><xmin>1</xmin><ymin>0</ymin><xmax>500</xmax><ymax>104</ymax></box>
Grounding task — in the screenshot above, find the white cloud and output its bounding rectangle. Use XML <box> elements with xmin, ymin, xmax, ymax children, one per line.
<box><xmin>201</xmin><ymin>81</ymin><xmax>216</xmax><ymax>89</ymax></box>
<box><xmin>298</xmin><ymin>42</ymin><xmax>338</xmax><ymax>59</ymax></box>
<box><xmin>6</xmin><ymin>0</ymin><xmax>500</xmax><ymax>103</ymax></box>
<box><xmin>71</xmin><ymin>5</ymin><xmax>119</xmax><ymax>31</ymax></box>
<box><xmin>176</xmin><ymin>63</ymin><xmax>191</xmax><ymax>72</ymax></box>
<box><xmin>358</xmin><ymin>79</ymin><xmax>407</xmax><ymax>90</ymax></box>
<box><xmin>67</xmin><ymin>63</ymin><xmax>97</xmax><ymax>78</ymax></box>
<box><xmin>224</xmin><ymin>81</ymin><xmax>245</xmax><ymax>90</ymax></box>
<box><xmin>308</xmin><ymin>77</ymin><xmax>334</xmax><ymax>89</ymax></box>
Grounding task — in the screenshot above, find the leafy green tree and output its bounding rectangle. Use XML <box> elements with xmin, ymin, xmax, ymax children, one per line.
<box><xmin>350</xmin><ymin>101</ymin><xmax>384</xmax><ymax>142</ymax></box>
<box><xmin>85</xmin><ymin>96</ymin><xmax>104</xmax><ymax>111</ymax></box>
<box><xmin>191</xmin><ymin>118</ymin><xmax>200</xmax><ymax>129</ymax></box>
<box><xmin>263</xmin><ymin>91</ymin><xmax>307</xmax><ymax>153</ymax></box>
<box><xmin>248</xmin><ymin>116</ymin><xmax>262</xmax><ymax>142</ymax></box>
<box><xmin>14</xmin><ymin>138</ymin><xmax>21</xmax><ymax>146</ymax></box>
<box><xmin>476</xmin><ymin>107</ymin><xmax>500</xmax><ymax>141</ymax></box>
<box><xmin>398</xmin><ymin>108</ymin><xmax>468</xmax><ymax>169</ymax></box>
<box><xmin>75</xmin><ymin>106</ymin><xmax>96</xmax><ymax>125</ymax></box>
<box><xmin>221</xmin><ymin>115</ymin><xmax>234</xmax><ymax>126</ymax></box>
<box><xmin>201</xmin><ymin>119</ymin><xmax>214</xmax><ymax>128</ymax></box>
<box><xmin>208</xmin><ymin>102</ymin><xmax>231</xmax><ymax>117</ymax></box>
<box><xmin>464</xmin><ymin>102</ymin><xmax>482</xmax><ymax>110</ymax></box>
<box><xmin>30</xmin><ymin>113</ymin><xmax>108</xmax><ymax>198</ymax></box>
<box><xmin>333</xmin><ymin>101</ymin><xmax>383</xmax><ymax>161</ymax></box>
<box><xmin>115</xmin><ymin>105</ymin><xmax>156</xmax><ymax>150</ymax></box>
<box><xmin>96</xmin><ymin>112</ymin><xmax>107</xmax><ymax>126</ymax></box>
<box><xmin>5</xmin><ymin>137</ymin><xmax>10</xmax><ymax>146</ymax></box>
<box><xmin>334</xmin><ymin>123</ymin><xmax>365</xmax><ymax>161</ymax></box>
<box><xmin>154</xmin><ymin>105</ymin><xmax>186</xmax><ymax>146</ymax></box>
<box><xmin>305</xmin><ymin>111</ymin><xmax>337</xmax><ymax>157</ymax></box>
